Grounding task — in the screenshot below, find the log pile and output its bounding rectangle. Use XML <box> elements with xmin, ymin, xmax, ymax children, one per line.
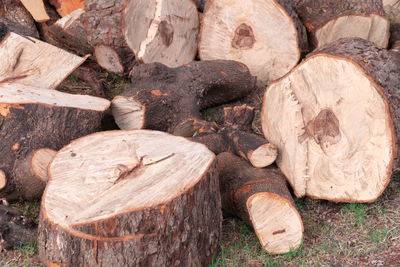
<box><xmin>0</xmin><ymin>0</ymin><xmax>399</xmax><ymax>264</ymax></box>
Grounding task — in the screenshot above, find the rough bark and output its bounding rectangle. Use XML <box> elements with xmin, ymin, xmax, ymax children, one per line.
<box><xmin>49</xmin><ymin>0</ymin><xmax>85</xmax><ymax>17</ymax></box>
<box><xmin>217</xmin><ymin>152</ymin><xmax>303</xmax><ymax>254</ymax></box>
<box><xmin>38</xmin><ymin>130</ymin><xmax>222</xmax><ymax>266</ymax></box>
<box><xmin>0</xmin><ymin>17</ymin><xmax>38</xmax><ymax>41</ymax></box>
<box><xmin>294</xmin><ymin>0</ymin><xmax>389</xmax><ymax>49</ymax></box>
<box><xmin>0</xmin><ymin>84</ymin><xmax>110</xmax><ymax>200</ymax></box>
<box><xmin>111</xmin><ymin>60</ymin><xmax>256</xmax><ymax>133</ymax></box>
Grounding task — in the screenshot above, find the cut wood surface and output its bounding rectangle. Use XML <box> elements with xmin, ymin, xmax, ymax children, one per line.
<box><xmin>19</xmin><ymin>0</ymin><xmax>50</xmax><ymax>22</ymax></box>
<box><xmin>217</xmin><ymin>152</ymin><xmax>303</xmax><ymax>254</ymax></box>
<box><xmin>0</xmin><ymin>32</ymin><xmax>88</xmax><ymax>89</ymax></box>
<box><xmin>38</xmin><ymin>130</ymin><xmax>222</xmax><ymax>266</ymax></box>
<box><xmin>383</xmin><ymin>0</ymin><xmax>400</xmax><ymax>24</ymax></box>
<box><xmin>49</xmin><ymin>0</ymin><xmax>85</xmax><ymax>17</ymax></box>
<box><xmin>262</xmin><ymin>38</ymin><xmax>399</xmax><ymax>202</ymax></box>
<box><xmin>112</xmin><ymin>60</ymin><xmax>256</xmax><ymax>132</ymax></box>
<box><xmin>0</xmin><ymin>170</ymin><xmax>5</xmax><ymax>190</ymax></box>
<box><xmin>125</xmin><ymin>0</ymin><xmax>199</xmax><ymax>67</ymax></box>
<box><xmin>0</xmin><ymin>84</ymin><xmax>110</xmax><ymax>200</ymax></box>
<box><xmin>199</xmin><ymin>0</ymin><xmax>305</xmax><ymax>85</ymax></box>
<box><xmin>294</xmin><ymin>0</ymin><xmax>389</xmax><ymax>49</ymax></box>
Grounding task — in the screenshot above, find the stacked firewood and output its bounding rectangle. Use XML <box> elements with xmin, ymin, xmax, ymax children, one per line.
<box><xmin>0</xmin><ymin>0</ymin><xmax>399</xmax><ymax>266</ymax></box>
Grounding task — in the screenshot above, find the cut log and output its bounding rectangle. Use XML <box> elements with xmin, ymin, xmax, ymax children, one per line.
<box><xmin>294</xmin><ymin>0</ymin><xmax>390</xmax><ymax>49</ymax></box>
<box><xmin>19</xmin><ymin>0</ymin><xmax>50</xmax><ymax>22</ymax></box>
<box><xmin>0</xmin><ymin>170</ymin><xmax>5</xmax><ymax>190</ymax></box>
<box><xmin>38</xmin><ymin>130</ymin><xmax>222</xmax><ymax>266</ymax></box>
<box><xmin>0</xmin><ymin>32</ymin><xmax>88</xmax><ymax>89</ymax></box>
<box><xmin>123</xmin><ymin>0</ymin><xmax>199</xmax><ymax>67</ymax></box>
<box><xmin>199</xmin><ymin>0</ymin><xmax>305</xmax><ymax>85</ymax></box>
<box><xmin>49</xmin><ymin>0</ymin><xmax>85</xmax><ymax>17</ymax></box>
<box><xmin>0</xmin><ymin>83</ymin><xmax>110</xmax><ymax>200</ymax></box>
<box><xmin>0</xmin><ymin>17</ymin><xmax>38</xmax><ymax>41</ymax></box>
<box><xmin>0</xmin><ymin>204</ymin><xmax>37</xmax><ymax>250</ymax></box>
<box><xmin>383</xmin><ymin>0</ymin><xmax>400</xmax><ymax>24</ymax></box>
<box><xmin>217</xmin><ymin>152</ymin><xmax>303</xmax><ymax>254</ymax></box>
<box><xmin>111</xmin><ymin>60</ymin><xmax>256</xmax><ymax>132</ymax></box>
<box><xmin>262</xmin><ymin>38</ymin><xmax>400</xmax><ymax>202</ymax></box>
<box><xmin>0</xmin><ymin>0</ymin><xmax>39</xmax><ymax>38</ymax></box>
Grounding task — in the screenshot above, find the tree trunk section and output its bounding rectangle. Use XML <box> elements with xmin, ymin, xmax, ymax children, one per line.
<box><xmin>262</xmin><ymin>38</ymin><xmax>400</xmax><ymax>202</ymax></box>
<box><xmin>217</xmin><ymin>152</ymin><xmax>303</xmax><ymax>254</ymax></box>
<box><xmin>0</xmin><ymin>84</ymin><xmax>110</xmax><ymax>200</ymax></box>
<box><xmin>294</xmin><ymin>0</ymin><xmax>389</xmax><ymax>49</ymax></box>
<box><xmin>38</xmin><ymin>130</ymin><xmax>222</xmax><ymax>266</ymax></box>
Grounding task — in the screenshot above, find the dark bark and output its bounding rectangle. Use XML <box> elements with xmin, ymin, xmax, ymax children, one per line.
<box><xmin>0</xmin><ymin>17</ymin><xmax>38</xmax><ymax>41</ymax></box>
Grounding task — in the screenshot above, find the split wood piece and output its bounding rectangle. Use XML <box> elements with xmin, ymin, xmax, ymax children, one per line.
<box><xmin>38</xmin><ymin>130</ymin><xmax>222</xmax><ymax>266</ymax></box>
<box><xmin>0</xmin><ymin>83</ymin><xmax>110</xmax><ymax>200</ymax></box>
<box><xmin>217</xmin><ymin>152</ymin><xmax>303</xmax><ymax>254</ymax></box>
<box><xmin>262</xmin><ymin>38</ymin><xmax>400</xmax><ymax>202</ymax></box>
<box><xmin>19</xmin><ymin>0</ymin><xmax>50</xmax><ymax>22</ymax></box>
<box><xmin>0</xmin><ymin>204</ymin><xmax>37</xmax><ymax>250</ymax></box>
<box><xmin>199</xmin><ymin>0</ymin><xmax>305</xmax><ymax>85</ymax></box>
<box><xmin>124</xmin><ymin>0</ymin><xmax>199</xmax><ymax>68</ymax></box>
<box><xmin>294</xmin><ymin>0</ymin><xmax>390</xmax><ymax>49</ymax></box>
<box><xmin>383</xmin><ymin>0</ymin><xmax>400</xmax><ymax>24</ymax></box>
<box><xmin>112</xmin><ymin>60</ymin><xmax>256</xmax><ymax>132</ymax></box>
<box><xmin>49</xmin><ymin>0</ymin><xmax>85</xmax><ymax>17</ymax></box>
<box><xmin>0</xmin><ymin>32</ymin><xmax>88</xmax><ymax>89</ymax></box>
<box><xmin>14</xmin><ymin>149</ymin><xmax>57</xmax><ymax>200</ymax></box>
<box><xmin>0</xmin><ymin>0</ymin><xmax>39</xmax><ymax>38</ymax></box>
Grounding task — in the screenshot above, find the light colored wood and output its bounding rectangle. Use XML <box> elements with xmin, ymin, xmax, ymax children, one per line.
<box><xmin>199</xmin><ymin>0</ymin><xmax>300</xmax><ymax>85</ymax></box>
<box><xmin>262</xmin><ymin>55</ymin><xmax>393</xmax><ymax>202</ymax></box>
<box><xmin>31</xmin><ymin>149</ymin><xmax>57</xmax><ymax>182</ymax></box>
<box><xmin>49</xmin><ymin>0</ymin><xmax>85</xmax><ymax>17</ymax></box>
<box><xmin>94</xmin><ymin>45</ymin><xmax>124</xmax><ymax>75</ymax></box>
<box><xmin>0</xmin><ymin>32</ymin><xmax>88</xmax><ymax>89</ymax></box>
<box><xmin>247</xmin><ymin>193</ymin><xmax>303</xmax><ymax>254</ymax></box>
<box><xmin>384</xmin><ymin>0</ymin><xmax>400</xmax><ymax>24</ymax></box>
<box><xmin>0</xmin><ymin>170</ymin><xmax>6</xmax><ymax>190</ymax></box>
<box><xmin>124</xmin><ymin>0</ymin><xmax>199</xmax><ymax>67</ymax></box>
<box><xmin>248</xmin><ymin>143</ymin><xmax>278</xmax><ymax>168</ymax></box>
<box><xmin>19</xmin><ymin>0</ymin><xmax>50</xmax><ymax>22</ymax></box>
<box><xmin>111</xmin><ymin>96</ymin><xmax>144</xmax><ymax>130</ymax></box>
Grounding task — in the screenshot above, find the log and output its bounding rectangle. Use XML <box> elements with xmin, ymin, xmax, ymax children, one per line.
<box><xmin>49</xmin><ymin>0</ymin><xmax>85</xmax><ymax>17</ymax></box>
<box><xmin>0</xmin><ymin>84</ymin><xmax>110</xmax><ymax>200</ymax></box>
<box><xmin>111</xmin><ymin>60</ymin><xmax>256</xmax><ymax>132</ymax></box>
<box><xmin>0</xmin><ymin>203</ymin><xmax>37</xmax><ymax>250</ymax></box>
<box><xmin>199</xmin><ymin>0</ymin><xmax>306</xmax><ymax>85</ymax></box>
<box><xmin>19</xmin><ymin>0</ymin><xmax>50</xmax><ymax>22</ymax></box>
<box><xmin>0</xmin><ymin>17</ymin><xmax>38</xmax><ymax>41</ymax></box>
<box><xmin>0</xmin><ymin>170</ymin><xmax>5</xmax><ymax>190</ymax></box>
<box><xmin>262</xmin><ymin>38</ymin><xmax>400</xmax><ymax>202</ymax></box>
<box><xmin>383</xmin><ymin>0</ymin><xmax>400</xmax><ymax>24</ymax></box>
<box><xmin>217</xmin><ymin>152</ymin><xmax>303</xmax><ymax>254</ymax></box>
<box><xmin>0</xmin><ymin>0</ymin><xmax>39</xmax><ymax>38</ymax></box>
<box><xmin>294</xmin><ymin>0</ymin><xmax>390</xmax><ymax>49</ymax></box>
<box><xmin>0</xmin><ymin>32</ymin><xmax>88</xmax><ymax>89</ymax></box>
<box><xmin>38</xmin><ymin>130</ymin><xmax>222</xmax><ymax>266</ymax></box>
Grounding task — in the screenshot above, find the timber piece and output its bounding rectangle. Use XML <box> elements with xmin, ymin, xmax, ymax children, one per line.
<box><xmin>38</xmin><ymin>130</ymin><xmax>222</xmax><ymax>266</ymax></box>
<box><xmin>383</xmin><ymin>0</ymin><xmax>400</xmax><ymax>24</ymax></box>
<box><xmin>0</xmin><ymin>0</ymin><xmax>39</xmax><ymax>38</ymax></box>
<box><xmin>262</xmin><ymin>38</ymin><xmax>400</xmax><ymax>202</ymax></box>
<box><xmin>199</xmin><ymin>0</ymin><xmax>305</xmax><ymax>85</ymax></box>
<box><xmin>19</xmin><ymin>0</ymin><xmax>50</xmax><ymax>22</ymax></box>
<box><xmin>0</xmin><ymin>32</ymin><xmax>88</xmax><ymax>89</ymax></box>
<box><xmin>0</xmin><ymin>203</ymin><xmax>37</xmax><ymax>250</ymax></box>
<box><xmin>0</xmin><ymin>170</ymin><xmax>5</xmax><ymax>190</ymax></box>
<box><xmin>123</xmin><ymin>0</ymin><xmax>199</xmax><ymax>67</ymax></box>
<box><xmin>49</xmin><ymin>0</ymin><xmax>85</xmax><ymax>17</ymax></box>
<box><xmin>111</xmin><ymin>60</ymin><xmax>256</xmax><ymax>132</ymax></box>
<box><xmin>217</xmin><ymin>152</ymin><xmax>303</xmax><ymax>254</ymax></box>
<box><xmin>294</xmin><ymin>0</ymin><xmax>389</xmax><ymax>49</ymax></box>
<box><xmin>0</xmin><ymin>83</ymin><xmax>110</xmax><ymax>200</ymax></box>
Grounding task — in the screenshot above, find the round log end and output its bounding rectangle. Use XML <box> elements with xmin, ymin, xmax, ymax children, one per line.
<box><xmin>31</xmin><ymin>148</ymin><xmax>57</xmax><ymax>182</ymax></box>
<box><xmin>95</xmin><ymin>45</ymin><xmax>124</xmax><ymax>74</ymax></box>
<box><xmin>247</xmin><ymin>192</ymin><xmax>303</xmax><ymax>254</ymax></box>
<box><xmin>248</xmin><ymin>143</ymin><xmax>278</xmax><ymax>168</ymax></box>
<box><xmin>111</xmin><ymin>96</ymin><xmax>145</xmax><ymax>130</ymax></box>
<box><xmin>0</xmin><ymin>169</ymin><xmax>6</xmax><ymax>190</ymax></box>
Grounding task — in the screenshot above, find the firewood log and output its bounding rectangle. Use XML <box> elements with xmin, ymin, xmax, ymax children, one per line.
<box><xmin>294</xmin><ymin>0</ymin><xmax>390</xmax><ymax>49</ymax></box>
<box><xmin>199</xmin><ymin>0</ymin><xmax>306</xmax><ymax>85</ymax></box>
<box><xmin>111</xmin><ymin>60</ymin><xmax>256</xmax><ymax>132</ymax></box>
<box><xmin>217</xmin><ymin>152</ymin><xmax>303</xmax><ymax>254</ymax></box>
<box><xmin>262</xmin><ymin>38</ymin><xmax>400</xmax><ymax>202</ymax></box>
<box><xmin>19</xmin><ymin>0</ymin><xmax>50</xmax><ymax>22</ymax></box>
<box><xmin>0</xmin><ymin>84</ymin><xmax>110</xmax><ymax>200</ymax></box>
<box><xmin>383</xmin><ymin>0</ymin><xmax>400</xmax><ymax>24</ymax></box>
<box><xmin>49</xmin><ymin>0</ymin><xmax>85</xmax><ymax>17</ymax></box>
<box><xmin>38</xmin><ymin>130</ymin><xmax>222</xmax><ymax>266</ymax></box>
<box><xmin>0</xmin><ymin>32</ymin><xmax>88</xmax><ymax>89</ymax></box>
<box><xmin>0</xmin><ymin>17</ymin><xmax>37</xmax><ymax>41</ymax></box>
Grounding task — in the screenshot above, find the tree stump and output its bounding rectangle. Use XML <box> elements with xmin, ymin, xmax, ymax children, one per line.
<box><xmin>199</xmin><ymin>0</ymin><xmax>305</xmax><ymax>85</ymax></box>
<box><xmin>0</xmin><ymin>84</ymin><xmax>110</xmax><ymax>200</ymax></box>
<box><xmin>217</xmin><ymin>152</ymin><xmax>303</xmax><ymax>254</ymax></box>
<box><xmin>294</xmin><ymin>0</ymin><xmax>390</xmax><ymax>49</ymax></box>
<box><xmin>38</xmin><ymin>130</ymin><xmax>222</xmax><ymax>266</ymax></box>
<box><xmin>262</xmin><ymin>38</ymin><xmax>400</xmax><ymax>202</ymax></box>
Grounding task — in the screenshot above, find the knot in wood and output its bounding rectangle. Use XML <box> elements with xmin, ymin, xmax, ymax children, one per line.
<box><xmin>231</xmin><ymin>23</ymin><xmax>255</xmax><ymax>49</ymax></box>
